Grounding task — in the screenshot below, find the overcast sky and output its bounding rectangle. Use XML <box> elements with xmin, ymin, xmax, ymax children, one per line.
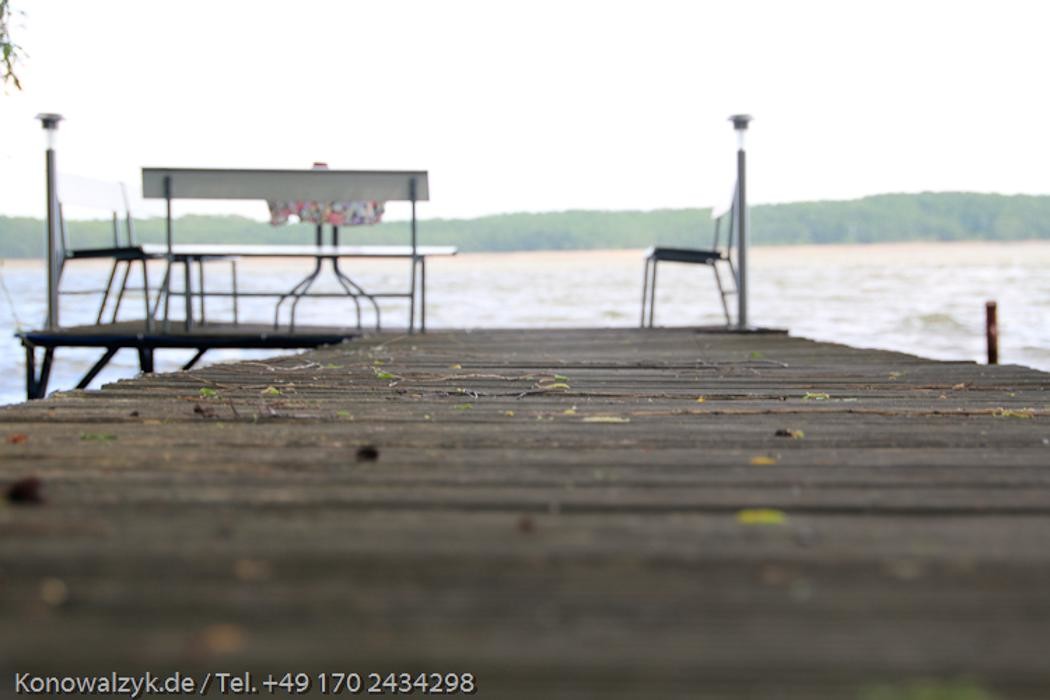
<box><xmin>2</xmin><ymin>0</ymin><xmax>1049</xmax><ymax>221</ymax></box>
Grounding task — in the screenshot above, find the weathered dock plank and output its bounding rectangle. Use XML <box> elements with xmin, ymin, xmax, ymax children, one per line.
<box><xmin>1</xmin><ymin>328</ymin><xmax>1049</xmax><ymax>698</ymax></box>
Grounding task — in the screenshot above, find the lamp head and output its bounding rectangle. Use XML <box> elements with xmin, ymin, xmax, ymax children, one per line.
<box><xmin>729</xmin><ymin>114</ymin><xmax>752</xmax><ymax>131</ymax></box>
<box><xmin>36</xmin><ymin>113</ymin><xmax>64</xmax><ymax>149</ymax></box>
<box><xmin>729</xmin><ymin>114</ymin><xmax>752</xmax><ymax>150</ymax></box>
<box><xmin>36</xmin><ymin>113</ymin><xmax>64</xmax><ymax>130</ymax></box>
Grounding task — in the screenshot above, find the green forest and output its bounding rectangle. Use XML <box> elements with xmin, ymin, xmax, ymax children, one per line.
<box><xmin>1</xmin><ymin>192</ymin><xmax>1049</xmax><ymax>258</ymax></box>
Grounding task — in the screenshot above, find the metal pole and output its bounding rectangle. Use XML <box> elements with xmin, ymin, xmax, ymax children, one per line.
<box><xmin>163</xmin><ymin>175</ymin><xmax>173</xmax><ymax>329</ymax></box>
<box><xmin>736</xmin><ymin>147</ymin><xmax>747</xmax><ymax>329</ymax></box>
<box><xmin>45</xmin><ymin>146</ymin><xmax>59</xmax><ymax>329</ymax></box>
<box><xmin>37</xmin><ymin>114</ymin><xmax>64</xmax><ymax>330</ymax></box>
<box><xmin>409</xmin><ymin>177</ymin><xmax>418</xmax><ymax>334</ymax></box>
<box><xmin>730</xmin><ymin>114</ymin><xmax>752</xmax><ymax>330</ymax></box>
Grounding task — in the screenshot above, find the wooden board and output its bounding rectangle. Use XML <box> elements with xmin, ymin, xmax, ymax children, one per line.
<box><xmin>2</xmin><ymin>328</ymin><xmax>1049</xmax><ymax>698</ymax></box>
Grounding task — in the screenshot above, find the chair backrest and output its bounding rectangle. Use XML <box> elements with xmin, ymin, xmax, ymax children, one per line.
<box><xmin>56</xmin><ymin>173</ymin><xmax>137</xmax><ymax>256</ymax></box>
<box><xmin>709</xmin><ymin>180</ymin><xmax>738</xmax><ymax>256</ymax></box>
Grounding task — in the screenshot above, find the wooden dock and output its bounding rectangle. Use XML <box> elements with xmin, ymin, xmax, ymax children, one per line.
<box><xmin>2</xmin><ymin>328</ymin><xmax>1049</xmax><ymax>698</ymax></box>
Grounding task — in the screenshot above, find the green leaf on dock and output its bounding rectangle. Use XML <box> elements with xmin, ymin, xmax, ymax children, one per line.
<box><xmin>373</xmin><ymin>368</ymin><xmax>399</xmax><ymax>380</ymax></box>
<box><xmin>554</xmin><ymin>374</ymin><xmax>570</xmax><ymax>382</ymax></box>
<box><xmin>261</xmin><ymin>386</ymin><xmax>282</xmax><ymax>396</ymax></box>
<box><xmin>993</xmin><ymin>407</ymin><xmax>1034</xmax><ymax>419</ymax></box>
<box><xmin>454</xmin><ymin>403</ymin><xmax>474</xmax><ymax>410</ymax></box>
<box><xmin>736</xmin><ymin>509</ymin><xmax>786</xmax><ymax>525</ymax></box>
<box><xmin>198</xmin><ymin>387</ymin><xmax>219</xmax><ymax>399</ymax></box>
<box><xmin>857</xmin><ymin>679</ymin><xmax>997</xmax><ymax>700</ymax></box>
<box><xmin>802</xmin><ymin>392</ymin><xmax>831</xmax><ymax>401</ymax></box>
<box><xmin>749</xmin><ymin>351</ymin><xmax>765</xmax><ymax>360</ymax></box>
<box><xmin>542</xmin><ymin>382</ymin><xmax>571</xmax><ymax>391</ymax></box>
<box><xmin>80</xmin><ymin>432</ymin><xmax>117</xmax><ymax>442</ymax></box>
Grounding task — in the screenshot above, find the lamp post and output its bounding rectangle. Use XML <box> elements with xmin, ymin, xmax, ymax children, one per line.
<box><xmin>729</xmin><ymin>114</ymin><xmax>752</xmax><ymax>330</ymax></box>
<box><xmin>36</xmin><ymin>112</ymin><xmax>64</xmax><ymax>330</ymax></box>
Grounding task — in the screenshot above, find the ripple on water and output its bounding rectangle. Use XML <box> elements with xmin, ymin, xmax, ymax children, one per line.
<box><xmin>899</xmin><ymin>312</ymin><xmax>971</xmax><ymax>333</ymax></box>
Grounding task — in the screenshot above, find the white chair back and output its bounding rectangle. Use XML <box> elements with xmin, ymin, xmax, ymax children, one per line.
<box><xmin>58</xmin><ymin>173</ymin><xmax>130</xmax><ymax>213</ymax></box>
<box><xmin>711</xmin><ymin>180</ymin><xmax>737</xmax><ymax>221</ymax></box>
<box><xmin>56</xmin><ymin>174</ymin><xmax>135</xmax><ymax>252</ymax></box>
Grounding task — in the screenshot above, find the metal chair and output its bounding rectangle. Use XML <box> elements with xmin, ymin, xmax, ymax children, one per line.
<box><xmin>56</xmin><ymin>174</ymin><xmax>239</xmax><ymax>331</ymax></box>
<box><xmin>640</xmin><ymin>185</ymin><xmax>738</xmax><ymax>327</ymax></box>
<box><xmin>55</xmin><ymin>175</ymin><xmax>159</xmax><ymax>328</ymax></box>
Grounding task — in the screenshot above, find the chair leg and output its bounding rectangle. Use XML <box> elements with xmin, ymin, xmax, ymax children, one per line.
<box><xmin>640</xmin><ymin>258</ymin><xmax>650</xmax><ymax>328</ymax></box>
<box><xmin>648</xmin><ymin>260</ymin><xmax>658</xmax><ymax>328</ymax></box>
<box><xmin>110</xmin><ymin>261</ymin><xmax>133</xmax><ymax>323</ymax></box>
<box><xmin>152</xmin><ymin>261</ymin><xmax>172</xmax><ymax>326</ymax></box>
<box><xmin>141</xmin><ymin>259</ymin><xmax>153</xmax><ymax>332</ymax></box>
<box><xmin>96</xmin><ymin>261</ymin><xmax>120</xmax><ymax>324</ymax></box>
<box><xmin>712</xmin><ymin>263</ymin><xmax>731</xmax><ymax>327</ymax></box>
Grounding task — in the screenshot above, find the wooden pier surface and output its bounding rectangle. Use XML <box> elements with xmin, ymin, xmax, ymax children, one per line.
<box><xmin>2</xmin><ymin>328</ymin><xmax>1049</xmax><ymax>698</ymax></box>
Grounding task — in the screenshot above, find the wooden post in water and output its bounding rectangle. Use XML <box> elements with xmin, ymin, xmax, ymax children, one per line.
<box><xmin>986</xmin><ymin>300</ymin><xmax>999</xmax><ymax>365</ymax></box>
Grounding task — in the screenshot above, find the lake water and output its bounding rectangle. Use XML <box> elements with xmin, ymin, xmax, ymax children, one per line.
<box><xmin>1</xmin><ymin>241</ymin><xmax>1048</xmax><ymax>405</ymax></box>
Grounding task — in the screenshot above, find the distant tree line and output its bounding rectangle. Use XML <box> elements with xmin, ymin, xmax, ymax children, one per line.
<box><xmin>2</xmin><ymin>192</ymin><xmax>1049</xmax><ymax>258</ymax></box>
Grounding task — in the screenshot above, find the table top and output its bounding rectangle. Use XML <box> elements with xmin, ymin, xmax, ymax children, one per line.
<box><xmin>142</xmin><ymin>168</ymin><xmax>429</xmax><ymax>202</ymax></box>
<box><xmin>152</xmin><ymin>243</ymin><xmax>457</xmax><ymax>258</ymax></box>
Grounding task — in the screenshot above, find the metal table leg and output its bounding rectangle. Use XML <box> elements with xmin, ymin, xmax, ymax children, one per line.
<box><xmin>420</xmin><ymin>256</ymin><xmax>427</xmax><ymax>333</ymax></box>
<box><xmin>182</xmin><ymin>259</ymin><xmax>193</xmax><ymax>331</ymax></box>
<box><xmin>332</xmin><ymin>258</ymin><xmax>377</xmax><ymax>330</ymax></box>
<box><xmin>274</xmin><ymin>258</ymin><xmax>323</xmax><ymax>331</ymax></box>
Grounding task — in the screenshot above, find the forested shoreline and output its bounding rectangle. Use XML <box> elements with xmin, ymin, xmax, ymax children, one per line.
<box><xmin>2</xmin><ymin>192</ymin><xmax>1048</xmax><ymax>258</ymax></box>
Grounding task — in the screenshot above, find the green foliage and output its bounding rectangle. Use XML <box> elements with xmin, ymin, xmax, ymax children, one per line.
<box><xmin>1</xmin><ymin>0</ymin><xmax>23</xmax><ymax>90</ymax></box>
<box><xmin>3</xmin><ymin>192</ymin><xmax>1050</xmax><ymax>258</ymax></box>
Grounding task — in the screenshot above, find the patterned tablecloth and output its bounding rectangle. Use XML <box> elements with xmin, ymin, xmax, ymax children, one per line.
<box><xmin>267</xmin><ymin>198</ymin><xmax>385</xmax><ymax>226</ymax></box>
